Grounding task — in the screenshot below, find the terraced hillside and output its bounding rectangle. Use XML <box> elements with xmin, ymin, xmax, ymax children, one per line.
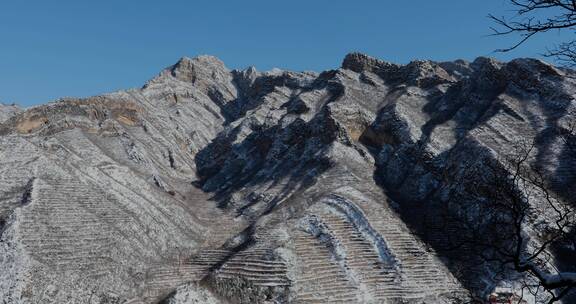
<box><xmin>0</xmin><ymin>53</ymin><xmax>574</xmax><ymax>303</ymax></box>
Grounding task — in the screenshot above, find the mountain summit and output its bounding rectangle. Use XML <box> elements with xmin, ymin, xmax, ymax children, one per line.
<box><xmin>0</xmin><ymin>54</ymin><xmax>574</xmax><ymax>303</ymax></box>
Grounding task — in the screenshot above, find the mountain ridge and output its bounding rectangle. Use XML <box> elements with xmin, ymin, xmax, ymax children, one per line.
<box><xmin>0</xmin><ymin>53</ymin><xmax>574</xmax><ymax>303</ymax></box>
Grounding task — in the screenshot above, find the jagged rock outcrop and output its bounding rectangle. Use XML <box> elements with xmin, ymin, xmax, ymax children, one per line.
<box><xmin>0</xmin><ymin>53</ymin><xmax>574</xmax><ymax>303</ymax></box>
<box><xmin>0</xmin><ymin>103</ymin><xmax>21</xmax><ymax>123</ymax></box>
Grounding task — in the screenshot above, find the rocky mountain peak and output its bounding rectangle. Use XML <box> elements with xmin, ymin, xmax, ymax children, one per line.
<box><xmin>402</xmin><ymin>60</ymin><xmax>455</xmax><ymax>87</ymax></box>
<box><xmin>341</xmin><ymin>52</ymin><xmax>400</xmax><ymax>74</ymax></box>
<box><xmin>169</xmin><ymin>55</ymin><xmax>228</xmax><ymax>82</ymax></box>
<box><xmin>342</xmin><ymin>52</ymin><xmax>455</xmax><ymax>87</ymax></box>
<box><xmin>144</xmin><ymin>55</ymin><xmax>234</xmax><ymax>90</ymax></box>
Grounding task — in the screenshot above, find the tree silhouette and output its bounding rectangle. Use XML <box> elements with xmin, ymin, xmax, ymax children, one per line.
<box><xmin>491</xmin><ymin>0</ymin><xmax>576</xmax><ymax>66</ymax></box>
<box><xmin>439</xmin><ymin>135</ymin><xmax>576</xmax><ymax>303</ymax></box>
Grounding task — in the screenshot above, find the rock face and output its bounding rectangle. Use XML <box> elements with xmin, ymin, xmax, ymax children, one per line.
<box><xmin>0</xmin><ymin>103</ymin><xmax>21</xmax><ymax>123</ymax></box>
<box><xmin>0</xmin><ymin>53</ymin><xmax>574</xmax><ymax>303</ymax></box>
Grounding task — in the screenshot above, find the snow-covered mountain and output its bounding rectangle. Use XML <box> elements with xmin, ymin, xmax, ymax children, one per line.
<box><xmin>0</xmin><ymin>53</ymin><xmax>574</xmax><ymax>303</ymax></box>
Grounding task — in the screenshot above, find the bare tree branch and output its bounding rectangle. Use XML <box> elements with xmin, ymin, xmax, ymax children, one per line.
<box><xmin>491</xmin><ymin>0</ymin><xmax>576</xmax><ymax>65</ymax></box>
<box><xmin>437</xmin><ymin>136</ymin><xmax>576</xmax><ymax>303</ymax></box>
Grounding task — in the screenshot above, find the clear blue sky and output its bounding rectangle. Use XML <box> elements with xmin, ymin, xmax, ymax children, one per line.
<box><xmin>0</xmin><ymin>1</ymin><xmax>568</xmax><ymax>106</ymax></box>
